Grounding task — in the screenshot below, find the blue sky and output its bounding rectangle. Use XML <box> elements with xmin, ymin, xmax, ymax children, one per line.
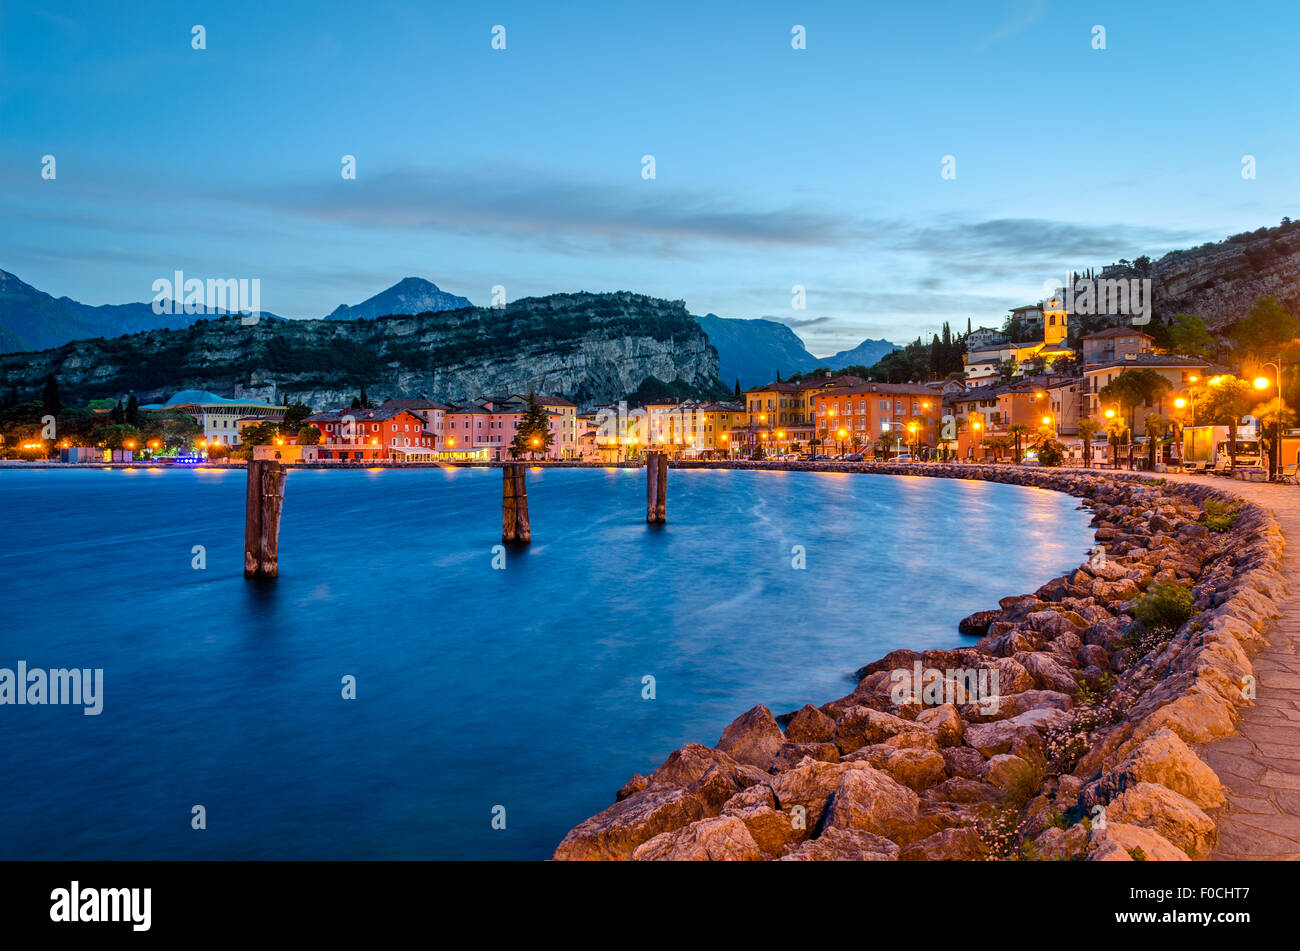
<box><xmin>2</xmin><ymin>0</ymin><xmax>1297</xmax><ymax>355</ymax></box>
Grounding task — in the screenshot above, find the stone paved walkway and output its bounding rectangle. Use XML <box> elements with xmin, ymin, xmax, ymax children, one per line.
<box><xmin>1140</xmin><ymin>472</ymin><xmax>1300</xmax><ymax>859</ymax></box>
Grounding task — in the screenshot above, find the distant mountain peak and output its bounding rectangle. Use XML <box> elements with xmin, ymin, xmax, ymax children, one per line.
<box><xmin>325</xmin><ymin>278</ymin><xmax>472</xmax><ymax>321</ymax></box>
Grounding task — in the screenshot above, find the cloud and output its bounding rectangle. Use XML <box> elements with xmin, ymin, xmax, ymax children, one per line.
<box><xmin>248</xmin><ymin>163</ymin><xmax>877</xmax><ymax>252</ymax></box>
<box><xmin>978</xmin><ymin>0</ymin><xmax>1049</xmax><ymax>50</ymax></box>
<box><xmin>762</xmin><ymin>315</ymin><xmax>833</xmax><ymax>328</ymax></box>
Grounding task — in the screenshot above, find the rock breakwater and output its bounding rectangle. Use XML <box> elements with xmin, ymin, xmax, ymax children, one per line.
<box><xmin>553</xmin><ymin>464</ymin><xmax>1286</xmax><ymax>861</ymax></box>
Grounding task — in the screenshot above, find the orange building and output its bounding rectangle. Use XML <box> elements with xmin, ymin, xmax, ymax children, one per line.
<box><xmin>812</xmin><ymin>383</ymin><xmax>943</xmax><ymax>456</ymax></box>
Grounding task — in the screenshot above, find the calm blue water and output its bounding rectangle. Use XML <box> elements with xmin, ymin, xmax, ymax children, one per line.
<box><xmin>0</xmin><ymin>466</ymin><xmax>1092</xmax><ymax>860</ymax></box>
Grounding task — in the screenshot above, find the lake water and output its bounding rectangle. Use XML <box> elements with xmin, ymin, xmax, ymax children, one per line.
<box><xmin>0</xmin><ymin>466</ymin><xmax>1093</xmax><ymax>860</ymax></box>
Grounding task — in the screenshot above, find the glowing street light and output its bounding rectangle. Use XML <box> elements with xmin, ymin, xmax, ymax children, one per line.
<box><xmin>1254</xmin><ymin>376</ymin><xmax>1270</xmax><ymax>390</ymax></box>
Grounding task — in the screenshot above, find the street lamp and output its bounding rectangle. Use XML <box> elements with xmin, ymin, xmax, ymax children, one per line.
<box><xmin>1255</xmin><ymin>361</ymin><xmax>1284</xmax><ymax>477</ymax></box>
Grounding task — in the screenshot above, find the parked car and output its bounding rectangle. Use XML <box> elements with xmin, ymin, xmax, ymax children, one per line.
<box><xmin>893</xmin><ymin>453</ymin><xmax>914</xmax><ymax>462</ymax></box>
<box><xmin>843</xmin><ymin>453</ymin><xmax>864</xmax><ymax>461</ymax></box>
<box><xmin>797</xmin><ymin>453</ymin><xmax>813</xmax><ymax>461</ymax></box>
<box><xmin>813</xmin><ymin>454</ymin><xmax>832</xmax><ymax>461</ymax></box>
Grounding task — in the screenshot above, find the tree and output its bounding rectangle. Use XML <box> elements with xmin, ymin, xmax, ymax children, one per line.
<box><xmin>1077</xmin><ymin>417</ymin><xmax>1101</xmax><ymax>468</ymax></box>
<box><xmin>359</xmin><ymin>384</ymin><xmax>371</xmax><ymax>408</ymax></box>
<box><xmin>240</xmin><ymin>421</ymin><xmax>282</xmax><ymax>446</ymax></box>
<box><xmin>1048</xmin><ymin>353</ymin><xmax>1080</xmax><ymax>376</ymax></box>
<box><xmin>1020</xmin><ymin>355</ymin><xmax>1047</xmax><ymax>377</ymax></box>
<box><xmin>351</xmin><ymin>396</ymin><xmax>362</xmax><ymax>409</ymax></box>
<box><xmin>1200</xmin><ymin>375</ymin><xmax>1255</xmax><ymax>469</ymax></box>
<box><xmin>1252</xmin><ymin>396</ymin><xmax>1295</xmax><ymax>478</ymax></box>
<box><xmin>111</xmin><ymin>399</ymin><xmax>125</xmax><ymax>423</ymax></box>
<box><xmin>1007</xmin><ymin>424</ymin><xmax>1030</xmax><ymax>464</ymax></box>
<box><xmin>1144</xmin><ymin>413</ymin><xmax>1171</xmax><ymax>469</ymax></box>
<box><xmin>297</xmin><ymin>425</ymin><xmax>323</xmax><ymax>446</ymax></box>
<box><xmin>89</xmin><ymin>423</ymin><xmax>141</xmax><ymax>449</ymax></box>
<box><xmin>283</xmin><ymin>402</ymin><xmax>311</xmax><ymax>430</ymax></box>
<box><xmin>1167</xmin><ymin>313</ymin><xmax>1216</xmax><ymax>360</ymax></box>
<box><xmin>510</xmin><ymin>391</ymin><xmax>554</xmax><ymax>459</ymax></box>
<box><xmin>1229</xmin><ymin>296</ymin><xmax>1299</xmax><ymax>358</ymax></box>
<box><xmin>1105</xmin><ymin>418</ymin><xmax>1127</xmax><ymax>469</ymax></box>
<box><xmin>1100</xmin><ymin>368</ymin><xmax>1174</xmax><ymax>441</ymax></box>
<box><xmin>996</xmin><ymin>358</ymin><xmax>1019</xmax><ymax>384</ymax></box>
<box><xmin>733</xmin><ymin>380</ymin><xmax>742</xmax><ymax>400</ymax></box>
<box><xmin>125</xmin><ymin>392</ymin><xmax>139</xmax><ymax>427</ymax></box>
<box><xmin>41</xmin><ymin>374</ymin><xmax>61</xmax><ymax>417</ymax></box>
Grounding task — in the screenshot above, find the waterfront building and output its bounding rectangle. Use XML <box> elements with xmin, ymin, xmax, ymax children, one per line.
<box><xmin>302</xmin><ymin>407</ymin><xmax>436</xmax><ymax>462</ymax></box>
<box><xmin>737</xmin><ymin>374</ymin><xmax>866</xmax><ymax>455</ymax></box>
<box><xmin>514</xmin><ymin>394</ymin><xmax>580</xmax><ymax>459</ymax></box>
<box><xmin>144</xmin><ymin>390</ymin><xmax>286</xmax><ymax>446</ymax></box>
<box><xmin>1084</xmin><ymin>354</ymin><xmax>1210</xmax><ymax>435</ymax></box>
<box><xmin>811</xmin><ymin>382</ymin><xmax>942</xmax><ymax>456</ymax></box>
<box><xmin>442</xmin><ymin>396</ymin><xmax>571</xmax><ymax>461</ymax></box>
<box><xmin>379</xmin><ymin>398</ymin><xmax>452</xmax><ymax>445</ymax></box>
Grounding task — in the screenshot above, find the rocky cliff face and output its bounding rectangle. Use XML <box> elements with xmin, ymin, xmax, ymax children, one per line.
<box><xmin>0</xmin><ymin>291</ymin><xmax>724</xmax><ymax>408</ymax></box>
<box><xmin>1115</xmin><ymin>219</ymin><xmax>1300</xmax><ymax>330</ymax></box>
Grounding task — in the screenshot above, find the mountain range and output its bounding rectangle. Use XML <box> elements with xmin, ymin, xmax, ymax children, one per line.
<box><xmin>694</xmin><ymin>314</ymin><xmax>896</xmax><ymax>388</ymax></box>
<box><xmin>0</xmin><ymin>292</ymin><xmax>723</xmax><ymax>408</ymax></box>
<box><xmin>0</xmin><ymin>271</ymin><xmax>898</xmax><ymax>391</ymax></box>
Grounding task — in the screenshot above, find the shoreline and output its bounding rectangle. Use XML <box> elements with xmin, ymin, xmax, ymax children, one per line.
<box><xmin>553</xmin><ymin>462</ymin><xmax>1287</xmax><ymax>861</ymax></box>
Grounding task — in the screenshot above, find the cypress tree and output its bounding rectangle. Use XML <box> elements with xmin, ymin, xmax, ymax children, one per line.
<box><xmin>41</xmin><ymin>374</ymin><xmax>61</xmax><ymax>416</ymax></box>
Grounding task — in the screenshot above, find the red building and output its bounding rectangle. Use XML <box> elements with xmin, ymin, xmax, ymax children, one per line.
<box><xmin>302</xmin><ymin>407</ymin><xmax>436</xmax><ymax>462</ymax></box>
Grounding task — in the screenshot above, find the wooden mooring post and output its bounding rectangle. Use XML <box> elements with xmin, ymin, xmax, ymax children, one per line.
<box><xmin>244</xmin><ymin>459</ymin><xmax>286</xmax><ymax>579</ymax></box>
<box><xmin>646</xmin><ymin>452</ymin><xmax>667</xmax><ymax>524</ymax></box>
<box><xmin>503</xmin><ymin>463</ymin><xmax>531</xmax><ymax>543</ymax></box>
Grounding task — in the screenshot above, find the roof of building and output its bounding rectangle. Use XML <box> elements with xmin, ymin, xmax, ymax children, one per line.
<box><xmin>949</xmin><ymin>384</ymin><xmax>1007</xmax><ymax>402</ymax></box>
<box><xmin>380</xmin><ymin>398</ymin><xmax>453</xmax><ymax>412</ymax></box>
<box><xmin>1085</xmin><ymin>353</ymin><xmax>1209</xmax><ymax>372</ymax></box>
<box><xmin>815</xmin><ymin>381</ymin><xmax>939</xmax><ymax>397</ymax></box>
<box><xmin>745</xmin><ymin>374</ymin><xmax>867</xmax><ymax>394</ymax></box>
<box><xmin>1081</xmin><ymin>326</ymin><xmax>1156</xmax><ymax>341</ymax></box>
<box><xmin>161</xmin><ymin>389</ymin><xmax>281</xmax><ymax>408</ymax></box>
<box><xmin>514</xmin><ymin>393</ymin><xmax>577</xmax><ymax>407</ymax></box>
<box><xmin>304</xmin><ymin>406</ymin><xmax>425</xmax><ymax>423</ymax></box>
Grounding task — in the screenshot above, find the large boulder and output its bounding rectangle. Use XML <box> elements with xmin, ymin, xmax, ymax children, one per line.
<box><xmin>1016</xmin><ymin>652</ymin><xmax>1080</xmax><ymax>694</ymax></box>
<box><xmin>720</xmin><ymin>789</ymin><xmax>801</xmax><ymax>857</ymax></box>
<box><xmin>632</xmin><ymin>816</ymin><xmax>762</xmax><ymax>861</ymax></box>
<box><xmin>770</xmin><ymin>742</ymin><xmax>840</xmax><ymax>771</ymax></box>
<box><xmin>825</xmin><ymin>767</ymin><xmax>920</xmax><ymax>840</ymax></box>
<box><xmin>553</xmin><ymin>786</ymin><xmax>708</xmax><ymax>860</ymax></box>
<box><xmin>843</xmin><ymin>745</ymin><xmax>947</xmax><ymax>791</ymax></box>
<box><xmin>915</xmin><ymin>703</ymin><xmax>964</xmax><ymax>747</ymax></box>
<box><xmin>779</xmin><ymin>827</ymin><xmax>900</xmax><ymax>861</ymax></box>
<box><xmin>985</xmin><ymin>753</ymin><xmax>1037</xmax><ymax>793</ymax></box>
<box><xmin>767</xmin><ymin>759</ymin><xmax>846</xmax><ymax>830</ymax></box>
<box><xmin>1105</xmin><ymin>782</ymin><xmax>1215</xmax><ymax>859</ymax></box>
<box><xmin>783</xmin><ymin>704</ymin><xmax>837</xmax><ymax>744</ymax></box>
<box><xmin>1102</xmin><ymin>728</ymin><xmax>1226</xmax><ymax>810</ymax></box>
<box><xmin>835</xmin><ymin>706</ymin><xmax>918</xmax><ymax>753</ymax></box>
<box><xmin>715</xmin><ymin>705</ymin><xmax>786</xmax><ymax>768</ymax></box>
<box><xmin>899</xmin><ymin>827</ymin><xmax>988</xmax><ymax>861</ymax></box>
<box><xmin>645</xmin><ymin>744</ymin><xmax>741</xmax><ymax>789</ymax></box>
<box><xmin>964</xmin><ymin>707</ymin><xmax>1068</xmax><ymax>758</ymax></box>
<box><xmin>1089</xmin><ymin>822</ymin><xmax>1189</xmax><ymax>861</ymax></box>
